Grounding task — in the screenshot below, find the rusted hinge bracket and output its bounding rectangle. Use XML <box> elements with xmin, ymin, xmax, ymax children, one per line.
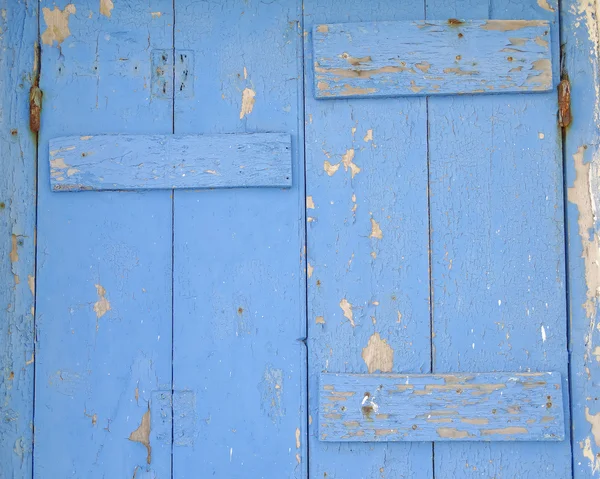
<box><xmin>29</xmin><ymin>42</ymin><xmax>42</xmax><ymax>134</ymax></box>
<box><xmin>558</xmin><ymin>43</ymin><xmax>571</xmax><ymax>129</ymax></box>
<box><xmin>558</xmin><ymin>77</ymin><xmax>571</xmax><ymax>129</ymax></box>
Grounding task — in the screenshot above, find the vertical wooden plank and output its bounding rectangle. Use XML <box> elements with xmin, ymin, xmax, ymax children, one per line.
<box><xmin>304</xmin><ymin>1</ymin><xmax>432</xmax><ymax>477</ymax></box>
<box><xmin>34</xmin><ymin>1</ymin><xmax>173</xmax><ymax>477</ymax></box>
<box><xmin>428</xmin><ymin>0</ymin><xmax>572</xmax><ymax>477</ymax></box>
<box><xmin>172</xmin><ymin>1</ymin><xmax>306</xmax><ymax>477</ymax></box>
<box><xmin>0</xmin><ymin>1</ymin><xmax>37</xmax><ymax>476</ymax></box>
<box><xmin>562</xmin><ymin>0</ymin><xmax>600</xmax><ymax>476</ymax></box>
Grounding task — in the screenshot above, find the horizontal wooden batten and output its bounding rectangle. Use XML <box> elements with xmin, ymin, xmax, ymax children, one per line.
<box><xmin>313</xmin><ymin>20</ymin><xmax>552</xmax><ymax>98</ymax></box>
<box><xmin>48</xmin><ymin>133</ymin><xmax>292</xmax><ymax>191</ymax></box>
<box><xmin>319</xmin><ymin>372</ymin><xmax>564</xmax><ymax>442</ymax></box>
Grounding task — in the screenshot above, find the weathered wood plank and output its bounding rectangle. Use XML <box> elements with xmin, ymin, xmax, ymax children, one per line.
<box><xmin>0</xmin><ymin>1</ymin><xmax>37</xmax><ymax>476</ymax></box>
<box><xmin>428</xmin><ymin>0</ymin><xmax>571</xmax><ymax>477</ymax></box>
<box><xmin>49</xmin><ymin>133</ymin><xmax>292</xmax><ymax>191</ymax></box>
<box><xmin>34</xmin><ymin>1</ymin><xmax>174</xmax><ymax>477</ymax></box>
<box><xmin>305</xmin><ymin>1</ymin><xmax>433</xmax><ymax>477</ymax></box>
<box><xmin>172</xmin><ymin>1</ymin><xmax>307</xmax><ymax>477</ymax></box>
<box><xmin>561</xmin><ymin>0</ymin><xmax>600</xmax><ymax>476</ymax></box>
<box><xmin>313</xmin><ymin>19</ymin><xmax>552</xmax><ymax>98</ymax></box>
<box><xmin>319</xmin><ymin>372</ymin><xmax>564</xmax><ymax>442</ymax></box>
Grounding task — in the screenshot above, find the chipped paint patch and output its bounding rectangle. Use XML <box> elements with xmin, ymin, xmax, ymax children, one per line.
<box><xmin>306</xmin><ymin>196</ymin><xmax>315</xmax><ymax>209</ymax></box>
<box><xmin>537</xmin><ymin>0</ymin><xmax>555</xmax><ymax>12</ymax></box>
<box><xmin>361</xmin><ymin>333</ymin><xmax>394</xmax><ymax>373</ymax></box>
<box><xmin>93</xmin><ymin>284</ymin><xmax>111</xmax><ymax>318</ymax></box>
<box><xmin>480</xmin><ymin>20</ymin><xmax>545</xmax><ymax>32</ymax></box>
<box><xmin>568</xmin><ymin>146</ymin><xmax>600</xmax><ymax>320</ymax></box>
<box><xmin>295</xmin><ymin>428</ymin><xmax>301</xmax><ymax>448</ymax></box>
<box><xmin>586</xmin><ymin>407</ymin><xmax>600</xmax><ymax>447</ymax></box>
<box><xmin>323</xmin><ymin>160</ymin><xmax>340</xmax><ymax>176</ymax></box>
<box><xmin>370</xmin><ymin>218</ymin><xmax>383</xmax><ymax>239</ymax></box>
<box><xmin>582</xmin><ymin>437</ymin><xmax>600</xmax><ymax>473</ymax></box>
<box><xmin>41</xmin><ymin>4</ymin><xmax>76</xmax><ymax>46</ymax></box>
<box><xmin>316</xmin><ymin>316</ymin><xmax>325</xmax><ymax>324</ymax></box>
<box><xmin>27</xmin><ymin>275</ymin><xmax>34</xmax><ymax>296</ymax></box>
<box><xmin>239</xmin><ymin>88</ymin><xmax>256</xmax><ymax>119</ymax></box>
<box><xmin>150</xmin><ymin>11</ymin><xmax>162</xmax><ymax>18</ymax></box>
<box><xmin>307</xmin><ymin>263</ymin><xmax>314</xmax><ymax>278</ymax></box>
<box><xmin>339</xmin><ymin>298</ymin><xmax>355</xmax><ymax>327</ymax></box>
<box><xmin>129</xmin><ymin>408</ymin><xmax>151</xmax><ymax>464</ymax></box>
<box><xmin>10</xmin><ymin>234</ymin><xmax>18</xmax><ymax>262</ymax></box>
<box><xmin>363</xmin><ymin>129</ymin><xmax>373</xmax><ymax>142</ymax></box>
<box><xmin>341</xmin><ymin>148</ymin><xmax>360</xmax><ymax>178</ymax></box>
<box><xmin>100</xmin><ymin>0</ymin><xmax>114</xmax><ymax>17</ymax></box>
<box><xmin>437</xmin><ymin>427</ymin><xmax>472</xmax><ymax>439</ymax></box>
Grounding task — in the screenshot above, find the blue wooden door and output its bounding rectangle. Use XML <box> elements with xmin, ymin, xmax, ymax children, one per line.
<box><xmin>32</xmin><ymin>0</ymin><xmax>570</xmax><ymax>478</ymax></box>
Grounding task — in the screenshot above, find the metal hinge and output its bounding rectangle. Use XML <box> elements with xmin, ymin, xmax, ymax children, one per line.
<box><xmin>29</xmin><ymin>43</ymin><xmax>42</xmax><ymax>134</ymax></box>
<box><xmin>558</xmin><ymin>43</ymin><xmax>571</xmax><ymax>129</ymax></box>
<box><xmin>29</xmin><ymin>82</ymin><xmax>42</xmax><ymax>133</ymax></box>
<box><xmin>558</xmin><ymin>77</ymin><xmax>571</xmax><ymax>129</ymax></box>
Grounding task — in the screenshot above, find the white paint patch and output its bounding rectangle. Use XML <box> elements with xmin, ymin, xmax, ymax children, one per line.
<box><xmin>541</xmin><ymin>325</ymin><xmax>547</xmax><ymax>342</ymax></box>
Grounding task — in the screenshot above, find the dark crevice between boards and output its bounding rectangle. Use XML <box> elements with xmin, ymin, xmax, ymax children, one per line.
<box><xmin>300</xmin><ymin>1</ymin><xmax>310</xmax><ymax>476</ymax></box>
<box><xmin>170</xmin><ymin>1</ymin><xmax>176</xmax><ymax>477</ymax></box>
<box><xmin>558</xmin><ymin>7</ymin><xmax>576</xmax><ymax>478</ymax></box>
<box><xmin>423</xmin><ymin>0</ymin><xmax>436</xmax><ymax>475</ymax></box>
<box><xmin>31</xmin><ymin>9</ymin><xmax>42</xmax><ymax>478</ymax></box>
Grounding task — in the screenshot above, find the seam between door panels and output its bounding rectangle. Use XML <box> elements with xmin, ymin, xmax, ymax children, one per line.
<box><xmin>171</xmin><ymin>1</ymin><xmax>176</xmax><ymax>477</ymax></box>
<box><xmin>31</xmin><ymin>4</ymin><xmax>42</xmax><ymax>476</ymax></box>
<box><xmin>300</xmin><ymin>1</ymin><xmax>310</xmax><ymax>477</ymax></box>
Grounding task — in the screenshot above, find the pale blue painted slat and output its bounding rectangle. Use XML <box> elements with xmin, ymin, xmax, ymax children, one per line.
<box><xmin>313</xmin><ymin>19</ymin><xmax>552</xmax><ymax>99</ymax></box>
<box><xmin>34</xmin><ymin>1</ymin><xmax>174</xmax><ymax>477</ymax></box>
<box><xmin>427</xmin><ymin>0</ymin><xmax>572</xmax><ymax>477</ymax></box>
<box><xmin>561</xmin><ymin>0</ymin><xmax>600</xmax><ymax>476</ymax></box>
<box><xmin>304</xmin><ymin>1</ymin><xmax>433</xmax><ymax>477</ymax></box>
<box><xmin>0</xmin><ymin>1</ymin><xmax>37</xmax><ymax>477</ymax></box>
<box><xmin>48</xmin><ymin>133</ymin><xmax>292</xmax><ymax>191</ymax></box>
<box><xmin>172</xmin><ymin>1</ymin><xmax>307</xmax><ymax>478</ymax></box>
<box><xmin>319</xmin><ymin>372</ymin><xmax>564</xmax><ymax>442</ymax></box>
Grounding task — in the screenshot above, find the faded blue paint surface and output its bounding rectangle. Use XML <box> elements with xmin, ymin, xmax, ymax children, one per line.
<box><xmin>0</xmin><ymin>1</ymin><xmax>37</xmax><ymax>477</ymax></box>
<box><xmin>319</xmin><ymin>372</ymin><xmax>564</xmax><ymax>442</ymax></box>
<box><xmin>1</xmin><ymin>0</ymin><xmax>592</xmax><ymax>477</ymax></box>
<box><xmin>561</xmin><ymin>0</ymin><xmax>600</xmax><ymax>476</ymax></box>
<box><xmin>313</xmin><ymin>20</ymin><xmax>552</xmax><ymax>98</ymax></box>
<box><xmin>171</xmin><ymin>1</ymin><xmax>307</xmax><ymax>477</ymax></box>
<box><xmin>49</xmin><ymin>133</ymin><xmax>293</xmax><ymax>190</ymax></box>
<box><xmin>34</xmin><ymin>1</ymin><xmax>174</xmax><ymax>477</ymax></box>
<box><xmin>305</xmin><ymin>1</ymin><xmax>433</xmax><ymax>477</ymax></box>
<box><xmin>428</xmin><ymin>0</ymin><xmax>571</xmax><ymax>477</ymax></box>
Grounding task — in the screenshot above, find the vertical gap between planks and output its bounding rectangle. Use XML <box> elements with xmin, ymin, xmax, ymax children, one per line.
<box><xmin>300</xmin><ymin>1</ymin><xmax>310</xmax><ymax>476</ymax></box>
<box><xmin>423</xmin><ymin>1</ymin><xmax>435</xmax><ymax>475</ymax></box>
<box><xmin>170</xmin><ymin>1</ymin><xmax>176</xmax><ymax>476</ymax></box>
<box><xmin>31</xmin><ymin>2</ymin><xmax>42</xmax><ymax>476</ymax></box>
<box><xmin>558</xmin><ymin>2</ymin><xmax>575</xmax><ymax>475</ymax></box>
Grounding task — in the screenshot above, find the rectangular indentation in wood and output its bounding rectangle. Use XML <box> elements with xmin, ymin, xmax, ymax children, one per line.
<box><xmin>48</xmin><ymin>133</ymin><xmax>292</xmax><ymax>191</ymax></box>
<box><xmin>319</xmin><ymin>372</ymin><xmax>564</xmax><ymax>442</ymax></box>
<box><xmin>313</xmin><ymin>20</ymin><xmax>552</xmax><ymax>98</ymax></box>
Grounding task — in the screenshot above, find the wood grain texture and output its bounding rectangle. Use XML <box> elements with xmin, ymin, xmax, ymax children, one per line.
<box><xmin>48</xmin><ymin>133</ymin><xmax>292</xmax><ymax>191</ymax></box>
<box><xmin>305</xmin><ymin>1</ymin><xmax>433</xmax><ymax>477</ymax></box>
<box><xmin>427</xmin><ymin>0</ymin><xmax>571</xmax><ymax>477</ymax></box>
<box><xmin>561</xmin><ymin>0</ymin><xmax>600</xmax><ymax>476</ymax></box>
<box><xmin>313</xmin><ymin>20</ymin><xmax>552</xmax><ymax>98</ymax></box>
<box><xmin>34</xmin><ymin>1</ymin><xmax>174</xmax><ymax>477</ymax></box>
<box><xmin>319</xmin><ymin>372</ymin><xmax>564</xmax><ymax>442</ymax></box>
<box><xmin>0</xmin><ymin>1</ymin><xmax>37</xmax><ymax>477</ymax></box>
<box><xmin>172</xmin><ymin>1</ymin><xmax>307</xmax><ymax>477</ymax></box>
